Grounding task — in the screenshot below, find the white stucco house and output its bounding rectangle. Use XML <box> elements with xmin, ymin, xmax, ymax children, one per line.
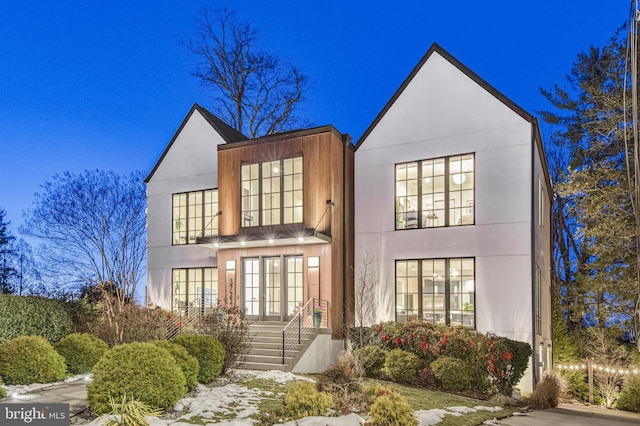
<box><xmin>145</xmin><ymin>43</ymin><xmax>552</xmax><ymax>387</ymax></box>
<box><xmin>353</xmin><ymin>44</ymin><xmax>552</xmax><ymax>393</ymax></box>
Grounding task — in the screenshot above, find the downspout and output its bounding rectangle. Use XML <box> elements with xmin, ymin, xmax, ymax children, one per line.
<box><xmin>342</xmin><ymin>133</ymin><xmax>351</xmax><ymax>342</ymax></box>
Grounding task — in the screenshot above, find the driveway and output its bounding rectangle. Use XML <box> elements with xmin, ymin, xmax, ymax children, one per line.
<box><xmin>500</xmin><ymin>403</ymin><xmax>640</xmax><ymax>426</ymax></box>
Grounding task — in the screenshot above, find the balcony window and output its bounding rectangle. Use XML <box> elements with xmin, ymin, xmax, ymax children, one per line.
<box><xmin>396</xmin><ymin>258</ymin><xmax>475</xmax><ymax>327</ymax></box>
<box><xmin>242</xmin><ymin>157</ymin><xmax>303</xmax><ymax>227</ymax></box>
<box><xmin>395</xmin><ymin>154</ymin><xmax>474</xmax><ymax>229</ymax></box>
<box><xmin>172</xmin><ymin>189</ymin><xmax>218</xmax><ymax>245</ymax></box>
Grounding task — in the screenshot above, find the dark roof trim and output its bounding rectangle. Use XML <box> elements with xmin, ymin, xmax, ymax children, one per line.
<box><xmin>218</xmin><ymin>124</ymin><xmax>352</xmax><ymax>151</ymax></box>
<box><xmin>355</xmin><ymin>43</ymin><xmax>534</xmax><ymax>150</ymax></box>
<box><xmin>145</xmin><ymin>104</ymin><xmax>247</xmax><ymax>183</ymax></box>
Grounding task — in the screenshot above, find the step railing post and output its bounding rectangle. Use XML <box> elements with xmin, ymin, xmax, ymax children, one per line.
<box><xmin>298</xmin><ymin>312</ymin><xmax>301</xmax><ymax>344</ymax></box>
<box><xmin>282</xmin><ymin>329</ymin><xmax>286</xmax><ymax>365</ymax></box>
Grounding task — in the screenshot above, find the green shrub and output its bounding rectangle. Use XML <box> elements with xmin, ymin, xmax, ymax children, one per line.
<box><xmin>0</xmin><ymin>375</ymin><xmax>5</xmax><ymax>398</ymax></box>
<box><xmin>368</xmin><ymin>391</ymin><xmax>418</xmax><ymax>426</ymax></box>
<box><xmin>560</xmin><ymin>370</ymin><xmax>589</xmax><ymax>402</ymax></box>
<box><xmin>617</xmin><ymin>373</ymin><xmax>640</xmax><ymax>413</ymax></box>
<box><xmin>171</xmin><ymin>334</ymin><xmax>224</xmax><ymax>383</ymax></box>
<box><xmin>194</xmin><ymin>306</ymin><xmax>251</xmax><ymax>374</ymax></box>
<box><xmin>353</xmin><ymin>346</ymin><xmax>387</xmax><ymax>378</ymax></box>
<box><xmin>385</xmin><ymin>349</ymin><xmax>422</xmax><ymax>384</ymax></box>
<box><xmin>54</xmin><ymin>333</ymin><xmax>108</xmax><ymax>374</ymax></box>
<box><xmin>103</xmin><ymin>393</ymin><xmax>162</xmax><ymax>426</ymax></box>
<box><xmin>487</xmin><ymin>337</ymin><xmax>532</xmax><ymax>396</ymax></box>
<box><xmin>0</xmin><ymin>295</ymin><xmax>73</xmax><ymax>344</ymax></box>
<box><xmin>283</xmin><ymin>381</ymin><xmax>334</xmax><ymax>418</ymax></box>
<box><xmin>431</xmin><ymin>356</ymin><xmax>471</xmax><ymax>392</ymax></box>
<box><xmin>528</xmin><ymin>372</ymin><xmax>562</xmax><ymax>409</ymax></box>
<box><xmin>151</xmin><ymin>340</ymin><xmax>199</xmax><ymax>391</ymax></box>
<box><xmin>0</xmin><ymin>336</ymin><xmax>67</xmax><ymax>385</ymax></box>
<box><xmin>88</xmin><ymin>342</ymin><xmax>187</xmax><ymax>414</ymax></box>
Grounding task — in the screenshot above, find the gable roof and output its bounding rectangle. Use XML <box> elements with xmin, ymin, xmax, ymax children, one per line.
<box><xmin>145</xmin><ymin>103</ymin><xmax>247</xmax><ymax>183</ymax></box>
<box><xmin>354</xmin><ymin>43</ymin><xmax>535</xmax><ymax>150</ymax></box>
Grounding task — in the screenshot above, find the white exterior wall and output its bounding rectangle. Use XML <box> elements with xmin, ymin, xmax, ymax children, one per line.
<box><xmin>355</xmin><ymin>51</ymin><xmax>537</xmax><ymax>391</ymax></box>
<box><xmin>146</xmin><ymin>110</ymin><xmax>224</xmax><ymax>310</ymax></box>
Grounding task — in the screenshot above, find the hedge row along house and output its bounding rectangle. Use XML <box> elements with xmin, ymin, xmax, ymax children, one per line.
<box><xmin>145</xmin><ymin>43</ymin><xmax>552</xmax><ymax>393</ymax></box>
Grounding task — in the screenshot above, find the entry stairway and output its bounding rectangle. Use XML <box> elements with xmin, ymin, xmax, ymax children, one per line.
<box><xmin>238</xmin><ymin>322</ymin><xmax>318</xmax><ymax>371</ymax></box>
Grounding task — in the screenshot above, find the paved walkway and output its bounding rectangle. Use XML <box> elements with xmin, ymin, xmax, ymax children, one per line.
<box><xmin>500</xmin><ymin>402</ymin><xmax>640</xmax><ymax>426</ymax></box>
<box><xmin>2</xmin><ymin>378</ymin><xmax>89</xmax><ymax>418</ymax></box>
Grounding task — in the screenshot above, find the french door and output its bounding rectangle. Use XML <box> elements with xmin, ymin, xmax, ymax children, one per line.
<box><xmin>242</xmin><ymin>256</ymin><xmax>304</xmax><ymax>321</ymax></box>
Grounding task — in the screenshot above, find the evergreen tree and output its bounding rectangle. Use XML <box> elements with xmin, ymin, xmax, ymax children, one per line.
<box><xmin>541</xmin><ymin>28</ymin><xmax>638</xmax><ymax>332</ymax></box>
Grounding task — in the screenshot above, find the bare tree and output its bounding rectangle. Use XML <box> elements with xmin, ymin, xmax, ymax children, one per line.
<box><xmin>185</xmin><ymin>7</ymin><xmax>309</xmax><ymax>138</ymax></box>
<box><xmin>21</xmin><ymin>170</ymin><xmax>146</xmax><ymax>304</ymax></box>
<box><xmin>583</xmin><ymin>328</ymin><xmax>631</xmax><ymax>407</ymax></box>
<box><xmin>349</xmin><ymin>250</ymin><xmax>379</xmax><ymax>349</ymax></box>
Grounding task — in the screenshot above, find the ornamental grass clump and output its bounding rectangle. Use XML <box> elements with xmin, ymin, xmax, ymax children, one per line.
<box><xmin>103</xmin><ymin>393</ymin><xmax>162</xmax><ymax>426</ymax></box>
<box><xmin>0</xmin><ymin>335</ymin><xmax>67</xmax><ymax>385</ymax></box>
<box><xmin>151</xmin><ymin>340</ymin><xmax>199</xmax><ymax>391</ymax></box>
<box><xmin>88</xmin><ymin>342</ymin><xmax>187</xmax><ymax>414</ymax></box>
<box><xmin>54</xmin><ymin>332</ymin><xmax>108</xmax><ymax>374</ymax></box>
<box><xmin>171</xmin><ymin>334</ymin><xmax>225</xmax><ymax>383</ymax></box>
<box><xmin>528</xmin><ymin>372</ymin><xmax>562</xmax><ymax>409</ymax></box>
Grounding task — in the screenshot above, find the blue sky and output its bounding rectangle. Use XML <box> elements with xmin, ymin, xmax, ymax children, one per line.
<box><xmin>0</xmin><ymin>1</ymin><xmax>629</xmax><ymax>234</ymax></box>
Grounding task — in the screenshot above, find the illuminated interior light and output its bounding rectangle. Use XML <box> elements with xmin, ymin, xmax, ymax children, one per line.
<box><xmin>298</xmin><ymin>237</ymin><xmax>304</xmax><ymax>242</ymax></box>
<box><xmin>268</xmin><ymin>239</ymin><xmax>274</xmax><ymax>244</ymax></box>
<box><xmin>452</xmin><ymin>173</ymin><xmax>466</xmax><ymax>185</ymax></box>
<box><xmin>240</xmin><ymin>241</ymin><xmax>246</xmax><ymax>246</ymax></box>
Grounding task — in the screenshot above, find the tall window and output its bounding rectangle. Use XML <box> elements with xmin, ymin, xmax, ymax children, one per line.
<box><xmin>241</xmin><ymin>157</ymin><xmax>303</xmax><ymax>227</ymax></box>
<box><xmin>538</xmin><ymin>176</ymin><xmax>544</xmax><ymax>227</ymax></box>
<box><xmin>172</xmin><ymin>189</ymin><xmax>219</xmax><ymax>245</ymax></box>
<box><xmin>535</xmin><ymin>265</ymin><xmax>542</xmax><ymax>334</ymax></box>
<box><xmin>172</xmin><ymin>267</ymin><xmax>218</xmax><ymax>314</ymax></box>
<box><xmin>395</xmin><ymin>258</ymin><xmax>475</xmax><ymax>327</ymax></box>
<box><xmin>395</xmin><ymin>154</ymin><xmax>474</xmax><ymax>229</ymax></box>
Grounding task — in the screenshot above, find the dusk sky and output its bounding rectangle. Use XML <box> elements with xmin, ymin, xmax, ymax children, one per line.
<box><xmin>0</xmin><ymin>1</ymin><xmax>629</xmax><ymax>235</ymax></box>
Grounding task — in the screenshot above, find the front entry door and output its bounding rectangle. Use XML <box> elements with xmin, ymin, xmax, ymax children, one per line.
<box><xmin>242</xmin><ymin>256</ymin><xmax>303</xmax><ymax>321</ymax></box>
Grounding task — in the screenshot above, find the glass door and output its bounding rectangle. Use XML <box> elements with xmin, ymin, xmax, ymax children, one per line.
<box><xmin>243</xmin><ymin>258</ymin><xmax>260</xmax><ymax>319</ymax></box>
<box><xmin>264</xmin><ymin>257</ymin><xmax>282</xmax><ymax>320</ymax></box>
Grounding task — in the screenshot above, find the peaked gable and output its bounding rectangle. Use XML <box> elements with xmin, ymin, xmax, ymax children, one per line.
<box><xmin>355</xmin><ymin>43</ymin><xmax>534</xmax><ymax>150</ymax></box>
<box><xmin>145</xmin><ymin>104</ymin><xmax>247</xmax><ymax>182</ymax></box>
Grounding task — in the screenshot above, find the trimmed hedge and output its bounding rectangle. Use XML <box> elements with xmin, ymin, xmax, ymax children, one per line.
<box><xmin>0</xmin><ymin>295</ymin><xmax>73</xmax><ymax>344</ymax></box>
<box><xmin>431</xmin><ymin>356</ymin><xmax>471</xmax><ymax>391</ymax></box>
<box><xmin>54</xmin><ymin>333</ymin><xmax>108</xmax><ymax>374</ymax></box>
<box><xmin>152</xmin><ymin>340</ymin><xmax>199</xmax><ymax>391</ymax></box>
<box><xmin>0</xmin><ymin>336</ymin><xmax>67</xmax><ymax>385</ymax></box>
<box><xmin>0</xmin><ymin>375</ymin><xmax>5</xmax><ymax>398</ymax></box>
<box><xmin>617</xmin><ymin>373</ymin><xmax>640</xmax><ymax>413</ymax></box>
<box><xmin>385</xmin><ymin>349</ymin><xmax>422</xmax><ymax>384</ymax></box>
<box><xmin>171</xmin><ymin>334</ymin><xmax>225</xmax><ymax>383</ymax></box>
<box><xmin>88</xmin><ymin>342</ymin><xmax>187</xmax><ymax>414</ymax></box>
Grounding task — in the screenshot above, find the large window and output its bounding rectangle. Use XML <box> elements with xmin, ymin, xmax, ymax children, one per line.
<box><xmin>172</xmin><ymin>267</ymin><xmax>218</xmax><ymax>314</ymax></box>
<box><xmin>172</xmin><ymin>189</ymin><xmax>219</xmax><ymax>245</ymax></box>
<box><xmin>242</xmin><ymin>157</ymin><xmax>303</xmax><ymax>227</ymax></box>
<box><xmin>396</xmin><ymin>258</ymin><xmax>475</xmax><ymax>327</ymax></box>
<box><xmin>395</xmin><ymin>154</ymin><xmax>474</xmax><ymax>229</ymax></box>
<box><xmin>535</xmin><ymin>265</ymin><xmax>542</xmax><ymax>334</ymax></box>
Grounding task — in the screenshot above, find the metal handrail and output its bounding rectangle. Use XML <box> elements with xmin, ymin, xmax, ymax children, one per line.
<box><xmin>281</xmin><ymin>298</ymin><xmax>330</xmax><ymax>364</ymax></box>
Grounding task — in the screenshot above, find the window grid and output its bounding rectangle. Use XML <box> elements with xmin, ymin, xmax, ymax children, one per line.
<box><xmin>242</xmin><ymin>157</ymin><xmax>303</xmax><ymax>227</ymax></box>
<box><xmin>396</xmin><ymin>258</ymin><xmax>475</xmax><ymax>328</ymax></box>
<box><xmin>395</xmin><ymin>154</ymin><xmax>474</xmax><ymax>230</ymax></box>
<box><xmin>286</xmin><ymin>256</ymin><xmax>304</xmax><ymax>315</ymax></box>
<box><xmin>172</xmin><ymin>267</ymin><xmax>218</xmax><ymax>314</ymax></box>
<box><xmin>172</xmin><ymin>189</ymin><xmax>218</xmax><ymax>245</ymax></box>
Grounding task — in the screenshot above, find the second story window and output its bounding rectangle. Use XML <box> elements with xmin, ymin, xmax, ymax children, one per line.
<box><xmin>242</xmin><ymin>157</ymin><xmax>303</xmax><ymax>227</ymax></box>
<box><xmin>172</xmin><ymin>189</ymin><xmax>218</xmax><ymax>245</ymax></box>
<box><xmin>395</xmin><ymin>153</ymin><xmax>474</xmax><ymax>229</ymax></box>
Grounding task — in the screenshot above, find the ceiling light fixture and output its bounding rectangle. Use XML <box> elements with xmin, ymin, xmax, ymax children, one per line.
<box><xmin>452</xmin><ymin>173</ymin><xmax>466</xmax><ymax>185</ymax></box>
